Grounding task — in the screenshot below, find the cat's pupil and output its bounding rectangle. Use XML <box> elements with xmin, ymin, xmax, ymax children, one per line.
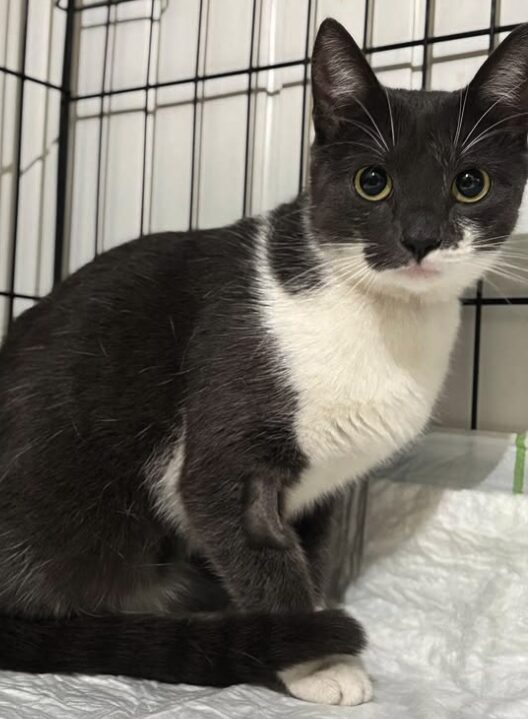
<box><xmin>456</xmin><ymin>169</ymin><xmax>484</xmax><ymax>198</ymax></box>
<box><xmin>360</xmin><ymin>167</ymin><xmax>387</xmax><ymax>196</ymax></box>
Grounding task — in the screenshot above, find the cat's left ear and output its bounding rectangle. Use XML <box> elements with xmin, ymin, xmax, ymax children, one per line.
<box><xmin>469</xmin><ymin>24</ymin><xmax>528</xmax><ymax>124</ymax></box>
<box><xmin>311</xmin><ymin>18</ymin><xmax>382</xmax><ymax>142</ymax></box>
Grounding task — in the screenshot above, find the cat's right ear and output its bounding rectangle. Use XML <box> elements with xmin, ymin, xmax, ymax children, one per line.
<box><xmin>311</xmin><ymin>18</ymin><xmax>381</xmax><ymax>142</ymax></box>
<box><xmin>468</xmin><ymin>23</ymin><xmax>528</xmax><ymax>124</ymax></box>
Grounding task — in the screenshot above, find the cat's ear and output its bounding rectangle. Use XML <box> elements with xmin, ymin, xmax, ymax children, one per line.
<box><xmin>469</xmin><ymin>24</ymin><xmax>528</xmax><ymax>121</ymax></box>
<box><xmin>311</xmin><ymin>18</ymin><xmax>382</xmax><ymax>142</ymax></box>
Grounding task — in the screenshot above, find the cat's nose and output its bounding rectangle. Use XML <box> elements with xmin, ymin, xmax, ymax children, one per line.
<box><xmin>401</xmin><ymin>232</ymin><xmax>441</xmax><ymax>262</ymax></box>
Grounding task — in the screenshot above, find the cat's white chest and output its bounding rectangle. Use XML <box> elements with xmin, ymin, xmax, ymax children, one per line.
<box><xmin>259</xmin><ymin>274</ymin><xmax>460</xmax><ymax>516</ymax></box>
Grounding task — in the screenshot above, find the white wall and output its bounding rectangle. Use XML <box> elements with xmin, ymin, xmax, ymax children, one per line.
<box><xmin>1</xmin><ymin>0</ymin><xmax>528</xmax><ymax>432</ymax></box>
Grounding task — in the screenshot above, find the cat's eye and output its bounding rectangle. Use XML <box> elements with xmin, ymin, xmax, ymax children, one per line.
<box><xmin>452</xmin><ymin>169</ymin><xmax>490</xmax><ymax>203</ymax></box>
<box><xmin>354</xmin><ymin>166</ymin><xmax>392</xmax><ymax>202</ymax></box>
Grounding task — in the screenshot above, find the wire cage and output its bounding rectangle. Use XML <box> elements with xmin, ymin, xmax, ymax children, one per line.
<box><xmin>1</xmin><ymin>0</ymin><xmax>528</xmax><ymax>435</ymax></box>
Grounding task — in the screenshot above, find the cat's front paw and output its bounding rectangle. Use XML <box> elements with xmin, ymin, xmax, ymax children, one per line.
<box><xmin>280</xmin><ymin>656</ymin><xmax>373</xmax><ymax>706</ymax></box>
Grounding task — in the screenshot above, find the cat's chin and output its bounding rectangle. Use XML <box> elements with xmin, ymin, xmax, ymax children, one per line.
<box><xmin>330</xmin><ymin>259</ymin><xmax>472</xmax><ymax>303</ymax></box>
<box><xmin>397</xmin><ymin>262</ymin><xmax>442</xmax><ymax>280</ymax></box>
<box><xmin>322</xmin><ymin>239</ymin><xmax>501</xmax><ymax>303</ymax></box>
<box><xmin>366</xmin><ymin>243</ymin><xmax>504</xmax><ymax>302</ymax></box>
<box><xmin>382</xmin><ymin>261</ymin><xmax>451</xmax><ymax>297</ymax></box>
<box><xmin>365</xmin><ymin>260</ymin><xmax>491</xmax><ymax>303</ymax></box>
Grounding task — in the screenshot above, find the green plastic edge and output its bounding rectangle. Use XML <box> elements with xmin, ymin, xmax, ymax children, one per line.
<box><xmin>513</xmin><ymin>432</ymin><xmax>526</xmax><ymax>495</ymax></box>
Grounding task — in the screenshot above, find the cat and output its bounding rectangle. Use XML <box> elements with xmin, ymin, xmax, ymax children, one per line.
<box><xmin>0</xmin><ymin>17</ymin><xmax>527</xmax><ymax>707</ymax></box>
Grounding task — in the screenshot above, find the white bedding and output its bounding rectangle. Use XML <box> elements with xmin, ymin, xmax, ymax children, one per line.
<box><xmin>1</xmin><ymin>432</ymin><xmax>527</xmax><ymax>718</ymax></box>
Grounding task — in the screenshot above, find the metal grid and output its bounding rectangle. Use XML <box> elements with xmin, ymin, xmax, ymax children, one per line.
<box><xmin>0</xmin><ymin>0</ymin><xmax>527</xmax><ymax>431</ymax></box>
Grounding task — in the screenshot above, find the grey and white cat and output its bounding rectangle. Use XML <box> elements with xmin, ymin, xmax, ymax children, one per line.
<box><xmin>0</xmin><ymin>18</ymin><xmax>527</xmax><ymax>707</ymax></box>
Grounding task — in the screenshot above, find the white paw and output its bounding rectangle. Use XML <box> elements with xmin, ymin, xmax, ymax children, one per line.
<box><xmin>279</xmin><ymin>656</ymin><xmax>373</xmax><ymax>706</ymax></box>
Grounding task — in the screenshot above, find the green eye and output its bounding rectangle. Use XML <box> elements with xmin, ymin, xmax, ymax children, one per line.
<box><xmin>452</xmin><ymin>169</ymin><xmax>490</xmax><ymax>203</ymax></box>
<box><xmin>354</xmin><ymin>166</ymin><xmax>392</xmax><ymax>201</ymax></box>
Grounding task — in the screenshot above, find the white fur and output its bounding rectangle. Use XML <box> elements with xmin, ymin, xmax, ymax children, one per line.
<box><xmin>147</xmin><ymin>429</ymin><xmax>187</xmax><ymax>531</ymax></box>
<box><xmin>279</xmin><ymin>655</ymin><xmax>373</xmax><ymax>706</ymax></box>
<box><xmin>150</xmin><ymin>218</ymin><xmax>493</xmax><ymax>527</ymax></box>
<box><xmin>257</xmin><ymin>222</ymin><xmax>463</xmax><ymax>517</ymax></box>
<box><xmin>358</xmin><ymin>226</ymin><xmax>498</xmax><ymax>302</ymax></box>
<box><xmin>144</xmin><ymin>215</ymin><xmax>489</xmax><ymax>706</ymax></box>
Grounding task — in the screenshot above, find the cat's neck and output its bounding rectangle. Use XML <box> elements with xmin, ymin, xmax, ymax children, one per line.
<box><xmin>264</xmin><ymin>194</ymin><xmax>323</xmax><ymax>292</ymax></box>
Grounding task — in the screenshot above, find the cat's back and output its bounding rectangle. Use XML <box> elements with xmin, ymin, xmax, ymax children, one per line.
<box><xmin>0</xmin><ymin>218</ymin><xmax>259</xmax><ymax>481</ymax></box>
<box><xmin>1</xmin><ymin>219</ymin><xmax>258</xmax><ymax>366</ymax></box>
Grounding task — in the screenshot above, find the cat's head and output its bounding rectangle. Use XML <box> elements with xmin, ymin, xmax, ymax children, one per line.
<box><xmin>308</xmin><ymin>19</ymin><xmax>528</xmax><ymax>300</ymax></box>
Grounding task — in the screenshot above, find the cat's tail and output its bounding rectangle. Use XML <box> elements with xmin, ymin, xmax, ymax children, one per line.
<box><xmin>0</xmin><ymin>609</ymin><xmax>365</xmax><ymax>687</ymax></box>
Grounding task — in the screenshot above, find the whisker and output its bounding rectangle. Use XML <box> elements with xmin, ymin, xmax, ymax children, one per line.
<box><xmin>384</xmin><ymin>89</ymin><xmax>395</xmax><ymax>147</ymax></box>
<box><xmin>471</xmin><ymin>234</ymin><xmax>513</xmax><ymax>244</ymax></box>
<box><xmin>486</xmin><ymin>267</ymin><xmax>528</xmax><ymax>285</ymax></box>
<box><xmin>462</xmin><ymin>111</ymin><xmax>528</xmax><ymax>153</ymax></box>
<box><xmin>345</xmin><ymin>97</ymin><xmax>390</xmax><ymax>154</ymax></box>
<box><xmin>326</xmin><ymin>139</ymin><xmax>382</xmax><ymax>151</ymax></box>
<box><xmin>492</xmin><ymin>260</ymin><xmax>528</xmax><ymax>274</ymax></box>
<box><xmin>336</xmin><ymin>115</ymin><xmax>386</xmax><ymax>154</ymax></box>
<box><xmin>488</xmin><ymin>250</ymin><xmax>528</xmax><ymax>260</ymax></box>
<box><xmin>333</xmin><ymin>260</ymin><xmax>373</xmax><ymax>286</ymax></box>
<box><xmin>481</xmin><ymin>276</ymin><xmax>513</xmax><ymax>304</ymax></box>
<box><xmin>325</xmin><ymin>139</ymin><xmax>386</xmax><ymax>159</ymax></box>
<box><xmin>470</xmin><ymin>246</ymin><xmax>528</xmax><ymax>256</ymax></box>
<box><xmin>461</xmin><ymin>80</ymin><xmax>524</xmax><ymax>147</ymax></box>
<box><xmin>454</xmin><ymin>85</ymin><xmax>470</xmax><ymax>149</ymax></box>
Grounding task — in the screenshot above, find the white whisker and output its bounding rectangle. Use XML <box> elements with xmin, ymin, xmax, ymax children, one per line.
<box><xmin>461</xmin><ymin>80</ymin><xmax>524</xmax><ymax>148</ymax></box>
<box><xmin>454</xmin><ymin>85</ymin><xmax>469</xmax><ymax>148</ymax></box>
<box><xmin>338</xmin><ymin>116</ymin><xmax>386</xmax><ymax>154</ymax></box>
<box><xmin>385</xmin><ymin>89</ymin><xmax>395</xmax><ymax>147</ymax></box>
<box><xmin>351</xmin><ymin>96</ymin><xmax>390</xmax><ymax>153</ymax></box>
<box><xmin>486</xmin><ymin>267</ymin><xmax>528</xmax><ymax>285</ymax></box>
<box><xmin>462</xmin><ymin>111</ymin><xmax>528</xmax><ymax>153</ymax></box>
<box><xmin>481</xmin><ymin>276</ymin><xmax>514</xmax><ymax>303</ymax></box>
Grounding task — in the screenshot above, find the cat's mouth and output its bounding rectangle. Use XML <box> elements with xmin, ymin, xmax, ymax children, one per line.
<box><xmin>396</xmin><ymin>261</ymin><xmax>442</xmax><ymax>279</ymax></box>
